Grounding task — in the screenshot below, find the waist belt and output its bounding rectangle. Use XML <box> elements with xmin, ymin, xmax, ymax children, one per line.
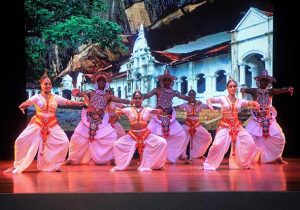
<box><xmin>128</xmin><ymin>129</ymin><xmax>151</xmax><ymax>162</ymax></box>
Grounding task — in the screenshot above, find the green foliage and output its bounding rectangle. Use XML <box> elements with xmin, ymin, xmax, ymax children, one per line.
<box><xmin>25</xmin><ymin>0</ymin><xmax>108</xmax><ymax>36</ymax></box>
<box><xmin>25</xmin><ymin>0</ymin><xmax>124</xmax><ymax>81</ymax></box>
<box><xmin>25</xmin><ymin>37</ymin><xmax>48</xmax><ymax>82</ymax></box>
<box><xmin>42</xmin><ymin>16</ymin><xmax>123</xmax><ymax>51</ymax></box>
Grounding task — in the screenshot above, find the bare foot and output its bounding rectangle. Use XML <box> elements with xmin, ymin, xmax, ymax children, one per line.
<box><xmin>275</xmin><ymin>158</ymin><xmax>288</xmax><ymax>165</ymax></box>
<box><xmin>3</xmin><ymin>167</ymin><xmax>15</xmax><ymax>173</ymax></box>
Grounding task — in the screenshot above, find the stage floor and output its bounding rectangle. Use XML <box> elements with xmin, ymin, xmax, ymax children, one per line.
<box><xmin>1</xmin><ymin>158</ymin><xmax>300</xmax><ymax>193</ymax></box>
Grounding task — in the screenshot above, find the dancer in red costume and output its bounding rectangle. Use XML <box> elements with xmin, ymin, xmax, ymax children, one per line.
<box><xmin>4</xmin><ymin>71</ymin><xmax>86</xmax><ymax>173</ymax></box>
<box><xmin>202</xmin><ymin>79</ymin><xmax>260</xmax><ymax>170</ymax></box>
<box><xmin>111</xmin><ymin>90</ymin><xmax>167</xmax><ymax>171</ymax></box>
<box><xmin>176</xmin><ymin>89</ymin><xmax>212</xmax><ymax>160</ymax></box>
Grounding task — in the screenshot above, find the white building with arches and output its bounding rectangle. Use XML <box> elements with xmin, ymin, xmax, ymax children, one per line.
<box><xmin>231</xmin><ymin>7</ymin><xmax>273</xmax><ymax>98</ymax></box>
<box><xmin>109</xmin><ymin>7</ymin><xmax>273</xmax><ymax>107</ymax></box>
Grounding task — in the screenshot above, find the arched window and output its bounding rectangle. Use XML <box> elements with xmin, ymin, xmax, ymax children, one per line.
<box><xmin>62</xmin><ymin>89</ymin><xmax>71</xmax><ymax>100</ymax></box>
<box><xmin>216</xmin><ymin>70</ymin><xmax>226</xmax><ymax>92</ymax></box>
<box><xmin>136</xmin><ymin>72</ymin><xmax>141</xmax><ymax>81</ymax></box>
<box><xmin>245</xmin><ymin>66</ymin><xmax>252</xmax><ymax>87</ymax></box>
<box><xmin>127</xmin><ymin>83</ymin><xmax>131</xmax><ymax>93</ymax></box>
<box><xmin>117</xmin><ymin>87</ymin><xmax>121</xmax><ymax>98</ymax></box>
<box><xmin>197</xmin><ymin>74</ymin><xmax>205</xmax><ymax>93</ymax></box>
<box><xmin>181</xmin><ymin>76</ymin><xmax>188</xmax><ymax>94</ymax></box>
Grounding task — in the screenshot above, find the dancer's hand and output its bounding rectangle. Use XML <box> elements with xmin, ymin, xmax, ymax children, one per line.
<box><xmin>288</xmin><ymin>86</ymin><xmax>294</xmax><ymax>96</ymax></box>
<box><xmin>249</xmin><ymin>101</ymin><xmax>260</xmax><ymax>110</ymax></box>
<box><xmin>130</xmin><ymin>100</ymin><xmax>134</xmax><ymax>106</ymax></box>
<box><xmin>83</xmin><ymin>95</ymin><xmax>89</xmax><ymax>106</ymax></box>
<box><xmin>208</xmin><ymin>104</ymin><xmax>214</xmax><ymax>111</ymax></box>
<box><xmin>71</xmin><ymin>89</ymin><xmax>80</xmax><ymax>96</ymax></box>
<box><xmin>19</xmin><ymin>107</ymin><xmax>25</xmax><ymax>114</ymax></box>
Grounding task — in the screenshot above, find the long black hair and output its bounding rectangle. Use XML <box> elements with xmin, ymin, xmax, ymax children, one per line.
<box><xmin>226</xmin><ymin>79</ymin><xmax>237</xmax><ymax>87</ymax></box>
<box><xmin>132</xmin><ymin>90</ymin><xmax>143</xmax><ymax>99</ymax></box>
<box><xmin>188</xmin><ymin>89</ymin><xmax>196</xmax><ymax>95</ymax></box>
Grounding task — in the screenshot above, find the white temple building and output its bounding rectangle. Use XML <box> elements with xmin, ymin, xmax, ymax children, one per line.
<box><xmin>109</xmin><ymin>7</ymin><xmax>273</xmax><ymax>107</ymax></box>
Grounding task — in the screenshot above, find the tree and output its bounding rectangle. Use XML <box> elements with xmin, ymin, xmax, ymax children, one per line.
<box><xmin>24</xmin><ymin>0</ymin><xmax>125</xmax><ymax>82</ymax></box>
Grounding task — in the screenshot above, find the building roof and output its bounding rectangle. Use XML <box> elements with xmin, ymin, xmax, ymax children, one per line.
<box><xmin>111</xmin><ymin>71</ymin><xmax>127</xmax><ymax>80</ymax></box>
<box><xmin>151</xmin><ymin>41</ymin><xmax>230</xmax><ymax>66</ymax></box>
<box><xmin>166</xmin><ymin>31</ymin><xmax>231</xmax><ymax>53</ymax></box>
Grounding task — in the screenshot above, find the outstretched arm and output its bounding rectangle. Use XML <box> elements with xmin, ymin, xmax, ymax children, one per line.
<box><xmin>247</xmin><ymin>100</ymin><xmax>260</xmax><ymax>110</ymax></box>
<box><xmin>116</xmin><ymin>103</ymin><xmax>126</xmax><ymax>109</ymax></box>
<box><xmin>115</xmin><ymin>107</ymin><xmax>124</xmax><ymax>117</ymax></box>
<box><xmin>110</xmin><ymin>95</ymin><xmax>131</xmax><ymax>105</ymax></box>
<box><xmin>19</xmin><ymin>100</ymin><xmax>34</xmax><ymax>114</ymax></box>
<box><xmin>206</xmin><ymin>97</ymin><xmax>222</xmax><ymax>110</ymax></box>
<box><xmin>271</xmin><ymin>87</ymin><xmax>294</xmax><ymax>96</ymax></box>
<box><xmin>150</xmin><ymin>108</ymin><xmax>162</xmax><ymax>115</ymax></box>
<box><xmin>240</xmin><ymin>88</ymin><xmax>256</xmax><ymax>97</ymax></box>
<box><xmin>206</xmin><ymin>98</ymin><xmax>215</xmax><ymax>110</ymax></box>
<box><xmin>143</xmin><ymin>88</ymin><xmax>157</xmax><ymax>99</ymax></box>
<box><xmin>71</xmin><ymin>89</ymin><xmax>90</xmax><ymax>97</ymax></box>
<box><xmin>174</xmin><ymin>91</ymin><xmax>192</xmax><ymax>102</ymax></box>
<box><xmin>66</xmin><ymin>99</ymin><xmax>87</xmax><ymax>107</ymax></box>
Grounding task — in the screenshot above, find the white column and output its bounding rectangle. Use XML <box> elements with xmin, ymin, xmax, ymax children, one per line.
<box><xmin>251</xmin><ymin>67</ymin><xmax>259</xmax><ymax>88</ymax></box>
<box><xmin>149</xmin><ymin>77</ymin><xmax>156</xmax><ymax>107</ymax></box>
<box><xmin>239</xmin><ymin>64</ymin><xmax>246</xmax><ymax>85</ymax></box>
<box><xmin>173</xmin><ymin>78</ymin><xmax>178</xmax><ymax>90</ymax></box>
<box><xmin>205</xmin><ymin>75</ymin><xmax>211</xmax><ymax>94</ymax></box>
<box><xmin>211</xmin><ymin>75</ymin><xmax>216</xmax><ymax>92</ymax></box>
<box><xmin>193</xmin><ymin>78</ymin><xmax>197</xmax><ymax>93</ymax></box>
<box><xmin>262</xmin><ymin>57</ymin><xmax>272</xmax><ymax>74</ymax></box>
<box><xmin>177</xmin><ymin>79</ymin><xmax>182</xmax><ymax>93</ymax></box>
<box><xmin>133</xmin><ymin>78</ymin><xmax>138</xmax><ymax>91</ymax></box>
<box><xmin>187</xmin><ymin>77</ymin><xmax>193</xmax><ymax>92</ymax></box>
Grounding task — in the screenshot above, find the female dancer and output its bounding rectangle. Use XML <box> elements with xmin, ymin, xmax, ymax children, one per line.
<box><xmin>202</xmin><ymin>79</ymin><xmax>260</xmax><ymax>170</ymax></box>
<box><xmin>4</xmin><ymin>71</ymin><xmax>86</xmax><ymax>173</ymax></box>
<box><xmin>176</xmin><ymin>89</ymin><xmax>212</xmax><ymax>160</ymax></box>
<box><xmin>111</xmin><ymin>90</ymin><xmax>167</xmax><ymax>171</ymax></box>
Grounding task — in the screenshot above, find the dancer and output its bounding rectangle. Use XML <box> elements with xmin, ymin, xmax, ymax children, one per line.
<box><xmin>143</xmin><ymin>67</ymin><xmax>191</xmax><ymax>163</ymax></box>
<box><xmin>111</xmin><ymin>90</ymin><xmax>167</xmax><ymax>171</ymax></box>
<box><xmin>202</xmin><ymin>79</ymin><xmax>260</xmax><ymax>170</ymax></box>
<box><xmin>240</xmin><ymin>70</ymin><xmax>294</xmax><ymax>164</ymax></box>
<box><xmin>4</xmin><ymin>71</ymin><xmax>86</xmax><ymax>173</ymax></box>
<box><xmin>175</xmin><ymin>89</ymin><xmax>212</xmax><ymax>160</ymax></box>
<box><xmin>66</xmin><ymin>72</ymin><xmax>130</xmax><ymax>165</ymax></box>
<box><xmin>105</xmin><ymin>88</ymin><xmax>126</xmax><ymax>139</ymax></box>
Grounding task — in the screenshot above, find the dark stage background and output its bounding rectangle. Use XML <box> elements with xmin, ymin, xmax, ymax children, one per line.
<box><xmin>0</xmin><ymin>0</ymin><xmax>298</xmax><ymax>160</ymax></box>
